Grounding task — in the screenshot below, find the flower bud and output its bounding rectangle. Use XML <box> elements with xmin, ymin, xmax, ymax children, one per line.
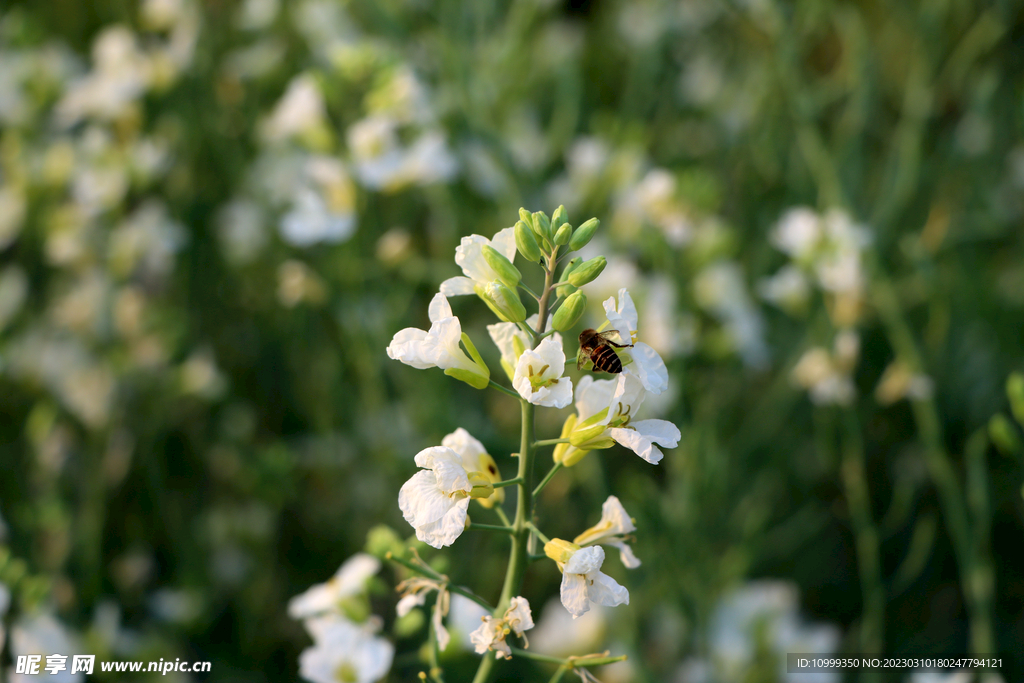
<box><xmin>482</xmin><ymin>244</ymin><xmax>522</xmax><ymax>288</ymax></box>
<box><xmin>532</xmin><ymin>211</ymin><xmax>552</xmax><ymax>241</ymax></box>
<box><xmin>551</xmin><ymin>290</ymin><xmax>587</xmax><ymax>332</ymax></box>
<box><xmin>475</xmin><ymin>281</ymin><xmax>527</xmax><ymax>323</ymax></box>
<box><xmin>468</xmin><ymin>472</ymin><xmax>496</xmax><ymax>499</ymax></box>
<box><xmin>544</xmin><ymin>538</ymin><xmax>580</xmax><ymax>565</ymax></box>
<box><xmin>556</xmin><ymin>257</ymin><xmax>582</xmax><ymax>298</ymax></box>
<box><xmin>553</xmin><ymin>222</ymin><xmax>572</xmax><ymax>246</ymax></box>
<box><xmin>567</xmin><ymin>256</ymin><xmax>607</xmax><ymax>287</ymax></box>
<box><xmin>551</xmin><ymin>204</ymin><xmax>569</xmax><ymax>230</ymax></box>
<box><xmin>519</xmin><ymin>207</ymin><xmax>533</xmax><ymax>228</ymax></box>
<box><xmin>569</xmin><ymin>217</ymin><xmax>600</xmax><ymax>251</ymax></box>
<box><xmin>515</xmin><ymin>220</ymin><xmax>542</xmax><ymax>262</ymax></box>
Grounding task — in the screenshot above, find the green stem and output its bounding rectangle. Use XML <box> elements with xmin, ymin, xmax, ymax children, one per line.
<box><xmin>494</xmin><ymin>506</ymin><xmax>511</xmax><ymax>527</ymax></box>
<box><xmin>469</xmin><ymin>523</ymin><xmax>514</xmax><ymax>534</ymax></box>
<box><xmin>839</xmin><ymin>409</ymin><xmax>885</xmax><ymax>657</ymax></box>
<box><xmin>527</xmin><ymin>522</ymin><xmax>550</xmax><ymax>544</ymax></box>
<box><xmin>518</xmin><ymin>281</ymin><xmax>541</xmax><ymax>301</ymax></box>
<box><xmin>534</xmin><ymin>438</ymin><xmax>569</xmax><ymax>447</ymax></box>
<box><xmin>533</xmin><ymin>462</ymin><xmax>563</xmax><ymax>498</ymax></box>
<box><xmin>508</xmin><ymin>648</ymin><xmax>628</xmax><ymax>667</ymax></box>
<box><xmin>493</xmin><ymin>477</ymin><xmax>523</xmax><ymax>489</ymax></box>
<box><xmin>488</xmin><ymin>379</ymin><xmax>520</xmax><ymax>399</ymax></box>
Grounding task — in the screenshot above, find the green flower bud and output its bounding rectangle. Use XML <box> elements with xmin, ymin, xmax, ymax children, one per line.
<box><xmin>544</xmin><ymin>538</ymin><xmax>581</xmax><ymax>564</ymax></box>
<box><xmin>467</xmin><ymin>472</ymin><xmax>496</xmax><ymax>499</ymax></box>
<box><xmin>551</xmin><ymin>204</ymin><xmax>569</xmax><ymax>229</ymax></box>
<box><xmin>519</xmin><ymin>207</ymin><xmax>533</xmax><ymax>228</ymax></box>
<box><xmin>475</xmin><ymin>281</ymin><xmax>527</xmax><ymax>323</ymax></box>
<box><xmin>569</xmin><ymin>217</ymin><xmax>600</xmax><ymax>251</ymax></box>
<box><xmin>481</xmin><ymin>244</ymin><xmax>522</xmax><ymax>287</ymax></box>
<box><xmin>556</xmin><ymin>257</ymin><xmax>582</xmax><ymax>298</ymax></box>
<box><xmin>551</xmin><ymin>290</ymin><xmax>587</xmax><ymax>331</ymax></box>
<box><xmin>989</xmin><ymin>414</ymin><xmax>1022</xmax><ymax>457</ymax></box>
<box><xmin>532</xmin><ymin>210</ymin><xmax>552</xmax><ymax>241</ymax></box>
<box><xmin>553</xmin><ymin>222</ymin><xmax>572</xmax><ymax>246</ymax></box>
<box><xmin>514</xmin><ymin>220</ymin><xmax>542</xmax><ymax>262</ymax></box>
<box><xmin>567</xmin><ymin>256</ymin><xmax>607</xmax><ymax>287</ymax></box>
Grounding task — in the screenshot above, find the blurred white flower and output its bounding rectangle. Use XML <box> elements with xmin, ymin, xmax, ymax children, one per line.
<box><xmin>792</xmin><ymin>331</ymin><xmax>860</xmax><ymax>406</ymax></box>
<box><xmin>0</xmin><ymin>582</ymin><xmax>9</xmax><ymax>651</ymax></box>
<box><xmin>558</xmin><ymin>546</ymin><xmax>629</xmax><ymax>619</ymax></box>
<box><xmin>530</xmin><ymin>598</ymin><xmax>608</xmax><ymax>657</ymax></box>
<box><xmin>298</xmin><ymin>617</ymin><xmax>393</xmax><ymax>683</ymax></box>
<box><xmin>694</xmin><ymin>261</ymin><xmax>769</xmax><ymax>369</ymax></box>
<box><xmin>348</xmin><ymin>117</ymin><xmax>457</xmax><ymax>192</ymax></box>
<box><xmin>237</xmin><ymin>0</ymin><xmax>280</xmax><ymax>30</ymax></box>
<box><xmin>398</xmin><ymin>446</ymin><xmax>473</xmax><ymax>548</ymax></box>
<box><xmin>263</xmin><ymin>74</ymin><xmax>328</xmax><ymax>143</ymax></box>
<box><xmin>439</xmin><ymin>227</ymin><xmax>517</xmax><ymax>297</ymax></box>
<box><xmin>386</xmin><ymin>293</ymin><xmax>489</xmax><ymax>387</ymax></box>
<box><xmin>513</xmin><ymin>336</ymin><xmax>574</xmax><ymax>409</ymax></box>
<box><xmin>108</xmin><ymin>201</ymin><xmax>186</xmax><ymax>280</ymax></box>
<box><xmin>289</xmin><ymin>554</ymin><xmax>381</xmax><ymax>620</ymax></box>
<box><xmin>280</xmin><ymin>157</ymin><xmax>357</xmax><ymax>247</ymax></box>
<box><xmin>758</xmin><ymin>265</ymin><xmax>810</xmax><ymax>313</ymax></box>
<box><xmin>875</xmin><ymin>361</ymin><xmax>934</xmax><ymax>405</ymax></box>
<box><xmin>573</xmin><ymin>496</ymin><xmax>640</xmax><ymax>569</ymax></box>
<box><xmin>217</xmin><ymin>199</ymin><xmax>268</xmax><ymax>265</ymax></box>
<box><xmin>56</xmin><ymin>27</ymin><xmax>152</xmax><ymax>125</ymax></box>
<box><xmin>10</xmin><ymin>613</ymin><xmax>84</xmax><ymax>683</ymax></box>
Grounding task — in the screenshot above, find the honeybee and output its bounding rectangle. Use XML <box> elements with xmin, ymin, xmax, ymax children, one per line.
<box><xmin>577</xmin><ymin>328</ymin><xmax>633</xmax><ymax>374</ymax></box>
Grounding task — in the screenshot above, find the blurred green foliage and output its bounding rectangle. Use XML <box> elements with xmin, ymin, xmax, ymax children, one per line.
<box><xmin>1</xmin><ymin>0</ymin><xmax>1023</xmax><ymax>681</ymax></box>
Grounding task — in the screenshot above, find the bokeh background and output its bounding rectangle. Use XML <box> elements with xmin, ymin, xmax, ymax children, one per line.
<box><xmin>1</xmin><ymin>0</ymin><xmax>1023</xmax><ymax>681</ymax></box>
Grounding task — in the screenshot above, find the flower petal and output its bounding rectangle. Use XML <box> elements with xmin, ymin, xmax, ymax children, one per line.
<box><xmin>440</xmin><ymin>276</ymin><xmax>476</xmax><ymax>296</ymax></box>
<box><xmin>397</xmin><ymin>592</ymin><xmax>426</xmax><ymax>617</ymax></box>
<box><xmin>428</xmin><ymin>292</ymin><xmax>454</xmax><ymax>322</ymax></box>
<box><xmin>564</xmin><ymin>545</ymin><xmax>605</xmax><ymax>575</ymax></box>
<box><xmin>490</xmin><ymin>226</ymin><xmax>517</xmax><ymax>263</ymax></box>
<box><xmin>559</xmin><ymin>572</ymin><xmax>591</xmax><ymax>619</ymax></box>
<box><xmin>413</xmin><ymin>496</ymin><xmax>470</xmax><ymax>548</ymax></box>
<box><xmin>606</xmin><ymin>539</ymin><xmax>641</xmax><ymax>569</ymax></box>
<box><xmin>586</xmin><ymin>571</ymin><xmax>629</xmax><ymax>608</ymax></box>
<box><xmin>627</xmin><ymin>342</ymin><xmax>668</xmax><ymax>395</ymax></box>
<box><xmin>398</xmin><ymin>470</ymin><xmax>456</xmax><ymax>528</ymax></box>
<box><xmin>386</xmin><ymin>328</ymin><xmax>437</xmax><ymax>369</ymax></box>
<box><xmin>608</xmin><ymin>427</ymin><xmax>664</xmax><ymax>464</ymax></box>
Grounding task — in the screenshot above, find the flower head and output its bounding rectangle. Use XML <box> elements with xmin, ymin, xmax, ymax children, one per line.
<box><xmin>398</xmin><ymin>446</ymin><xmax>473</xmax><ymax>548</ymax></box>
<box><xmin>395</xmin><ymin>577</ymin><xmax>451</xmax><ymax>652</ymax></box>
<box><xmin>573</xmin><ymin>496</ymin><xmax>640</xmax><ymax>568</ymax></box>
<box><xmin>386</xmin><ymin>293</ymin><xmax>489</xmax><ymax>389</ymax></box>
<box><xmin>599</xmin><ymin>288</ymin><xmax>668</xmax><ymax>395</ymax></box>
<box><xmin>558</xmin><ymin>374</ymin><xmax>680</xmax><ymax>466</ymax></box>
<box><xmin>546</xmin><ymin>544</ymin><xmax>628</xmax><ymax>619</ymax></box>
<box><xmin>487</xmin><ymin>314</ymin><xmax>560</xmax><ymax>380</ymax></box>
<box><xmin>469</xmin><ymin>596</ymin><xmax>535</xmax><ymax>659</ymax></box>
<box><xmin>439</xmin><ymin>228</ymin><xmax>517</xmax><ymax>296</ymax></box>
<box><xmin>513</xmin><ymin>336</ymin><xmax>573</xmax><ymax>408</ymax></box>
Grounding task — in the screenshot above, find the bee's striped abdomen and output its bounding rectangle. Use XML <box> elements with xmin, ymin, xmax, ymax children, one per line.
<box><xmin>591</xmin><ymin>345</ymin><xmax>622</xmax><ymax>373</ymax></box>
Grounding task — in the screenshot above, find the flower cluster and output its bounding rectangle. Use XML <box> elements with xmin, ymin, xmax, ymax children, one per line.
<box><xmin>380</xmin><ymin>208</ymin><xmax>679</xmax><ymax>679</ymax></box>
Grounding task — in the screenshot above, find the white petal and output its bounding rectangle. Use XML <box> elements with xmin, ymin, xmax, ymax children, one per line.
<box><xmin>564</xmin><ymin>545</ymin><xmax>605</xmax><ymax>575</ymax></box>
<box><xmin>574</xmin><ymin>376</ymin><xmax>617</xmax><ymax>422</ymax></box>
<box><xmin>606</xmin><ymin>539</ymin><xmax>641</xmax><ymax>569</ymax></box>
<box><xmin>529</xmin><ymin>379</ymin><xmax>574</xmax><ymax>408</ymax></box>
<box><xmin>470</xmin><ymin>617</ymin><xmax>497</xmax><ymax>654</ymax></box>
<box><xmin>630</xmin><ymin>419</ymin><xmax>681</xmax><ymax>448</ymax></box>
<box><xmin>586</xmin><ymin>571</ymin><xmax>629</xmax><ymax>608</ymax></box>
<box><xmin>413</xmin><ymin>496</ymin><xmax>470</xmax><ymax>549</ymax></box>
<box><xmin>610</xmin><ymin>373</ymin><xmax>646</xmax><ymax>418</ymax></box>
<box><xmin>486</xmin><ymin>322</ymin><xmax>522</xmax><ymax>366</ymax></box>
<box><xmin>397</xmin><ymin>593</ymin><xmax>426</xmax><ymax>617</ymax></box>
<box><xmin>607</xmin><ymin>428</ymin><xmax>662</xmax><ymax>464</ymax></box>
<box><xmin>454</xmin><ymin>234</ymin><xmax>497</xmax><ymax>284</ymax></box>
<box><xmin>616</xmin><ymin>289</ymin><xmax>639</xmax><ymax>332</ymax></box>
<box><xmin>433</xmin><ymin>598</ymin><xmax>450</xmax><ymax>652</ymax></box>
<box><xmin>441</xmin><ymin>427</ymin><xmax>488</xmax><ymax>472</ymax></box>
<box><xmin>504</xmin><ymin>596</ymin><xmax>534</xmax><ymax>635</ymax></box>
<box><xmin>335</xmin><ymin>554</ymin><xmax>381</xmax><ymax>594</ymax></box>
<box><xmin>627</xmin><ymin>343</ymin><xmax>668</xmax><ymax>395</ymax></box>
<box><xmin>575</xmin><ymin>496</ymin><xmax>636</xmax><ymax>547</ymax></box>
<box><xmin>440</xmin><ymin>276</ymin><xmax>476</xmax><ymax>296</ymax></box>
<box><xmin>428</xmin><ymin>292</ymin><xmax>453</xmax><ymax>322</ymax></box>
<box><xmin>414</xmin><ymin>447</ymin><xmax>471</xmax><ymax>494</ymax></box>
<box><xmin>287</xmin><ymin>582</ymin><xmax>336</xmax><ymax>619</ymax></box>
<box><xmin>559</xmin><ymin>572</ymin><xmax>592</xmax><ymax>619</ymax></box>
<box><xmin>386</xmin><ymin>328</ymin><xmax>437</xmax><ymax>369</ymax></box>
<box><xmin>399</xmin><ymin>470</ymin><xmax>456</xmax><ymax>528</ymax></box>
<box><xmin>490</xmin><ymin>226</ymin><xmax>517</xmax><ymax>262</ymax></box>
<box><xmin>534</xmin><ymin>336</ymin><xmax>567</xmax><ymax>377</ymax></box>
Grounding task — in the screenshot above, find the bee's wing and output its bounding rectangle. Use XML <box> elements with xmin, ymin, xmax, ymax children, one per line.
<box><xmin>576</xmin><ymin>348</ymin><xmax>588</xmax><ymax>370</ymax></box>
<box><xmin>598</xmin><ymin>330</ymin><xmax>631</xmax><ymax>347</ymax></box>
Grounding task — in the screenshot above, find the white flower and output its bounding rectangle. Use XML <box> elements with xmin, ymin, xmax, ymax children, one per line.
<box><xmin>791</xmin><ymin>332</ymin><xmax>860</xmax><ymax>406</ymax></box>
<box><xmin>528</xmin><ymin>598</ymin><xmax>607</xmax><ymax>658</ymax></box>
<box><xmin>757</xmin><ymin>265</ymin><xmax>810</xmax><ymax>312</ymax></box>
<box><xmin>386</xmin><ymin>293</ymin><xmax>489</xmax><ymax>388</ymax></box>
<box><xmin>469</xmin><ymin>596</ymin><xmax>534</xmax><ymax>659</ymax></box>
<box><xmin>10</xmin><ymin>613</ymin><xmax>84</xmax><ymax>683</ymax></box>
<box><xmin>263</xmin><ymin>74</ymin><xmax>327</xmax><ymax>142</ymax></box>
<box><xmin>573</xmin><ymin>496</ymin><xmax>640</xmax><ymax>568</ymax></box>
<box><xmin>771</xmin><ymin>207</ymin><xmax>821</xmax><ymax>260</ymax></box>
<box><xmin>398</xmin><ymin>446</ymin><xmax>473</xmax><ymax>548</ymax></box>
<box><xmin>559</xmin><ymin>546</ymin><xmax>628</xmax><ymax>619</ymax></box>
<box><xmin>513</xmin><ymin>336</ymin><xmax>573</xmax><ymax>408</ymax></box>
<box><xmin>487</xmin><ymin>314</ymin><xmax>561</xmax><ymax>380</ymax></box>
<box><xmin>600</xmin><ymin>288</ymin><xmax>668</xmax><ymax>395</ymax></box>
<box><xmin>441</xmin><ymin>428</ymin><xmax>503</xmax><ymax>507</ymax></box>
<box><xmin>568</xmin><ymin>374</ymin><xmax>680</xmax><ymax>465</ymax></box>
<box><xmin>288</xmin><ymin>554</ymin><xmax>381</xmax><ymax>620</ymax></box>
<box><xmin>439</xmin><ymin>227</ymin><xmax>517</xmax><ymax>297</ymax></box>
<box><xmin>280</xmin><ymin>157</ymin><xmax>357</xmax><ymax>247</ymax></box>
<box><xmin>298</xmin><ymin>617</ymin><xmax>393</xmax><ymax>683</ymax></box>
